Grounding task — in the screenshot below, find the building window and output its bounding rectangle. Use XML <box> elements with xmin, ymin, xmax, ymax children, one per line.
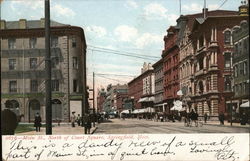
<box><xmin>30</xmin><ymin>58</ymin><xmax>37</xmax><ymax>69</ymax></box>
<box><xmin>8</xmin><ymin>38</ymin><xmax>16</xmax><ymax>49</ymax></box>
<box><xmin>29</xmin><ymin>37</ymin><xmax>37</xmax><ymax>49</ymax></box>
<box><xmin>72</xmin><ymin>37</ymin><xmax>76</xmax><ymax>48</ymax></box>
<box><xmin>9</xmin><ymin>59</ymin><xmax>16</xmax><ymax>70</ymax></box>
<box><xmin>198</xmin><ymin>58</ymin><xmax>204</xmax><ymax>70</ymax></box>
<box><xmin>30</xmin><ymin>80</ymin><xmax>38</xmax><ymax>92</ymax></box>
<box><xmin>198</xmin><ymin>81</ymin><xmax>204</xmax><ymax>94</ymax></box>
<box><xmin>234</xmin><ymin>44</ymin><xmax>238</xmax><ymax>58</ymax></box>
<box><xmin>73</xmin><ymin>57</ymin><xmax>78</xmax><ymax>69</ymax></box>
<box><xmin>73</xmin><ymin>79</ymin><xmax>78</xmax><ymax>92</ymax></box>
<box><xmin>224</xmin><ymin>76</ymin><xmax>231</xmax><ymax>91</ymax></box>
<box><xmin>199</xmin><ymin>35</ymin><xmax>204</xmax><ymax>48</ymax></box>
<box><xmin>246</xmin><ymin>82</ymin><xmax>249</xmax><ymax>94</ymax></box>
<box><xmin>51</xmin><ymin>37</ymin><xmax>58</xmax><ymax>48</ymax></box>
<box><xmin>243</xmin><ymin>39</ymin><xmax>248</xmax><ymax>54</ymax></box>
<box><xmin>51</xmin><ymin>80</ymin><xmax>59</xmax><ymax>91</ymax></box>
<box><xmin>51</xmin><ymin>57</ymin><xmax>59</xmax><ymax>68</ymax></box>
<box><xmin>234</xmin><ymin>65</ymin><xmax>238</xmax><ymax>77</ymax></box>
<box><xmin>224</xmin><ymin>52</ymin><xmax>231</xmax><ymax>68</ymax></box>
<box><xmin>240</xmin><ymin>62</ymin><xmax>244</xmax><ymax>75</ymax></box>
<box><xmin>224</xmin><ymin>31</ymin><xmax>231</xmax><ymax>45</ymax></box>
<box><xmin>243</xmin><ymin>61</ymin><xmax>247</xmax><ymax>75</ymax></box>
<box><xmin>242</xmin><ymin>82</ymin><xmax>246</xmax><ymax>94</ymax></box>
<box><xmin>9</xmin><ymin>81</ymin><xmax>17</xmax><ymax>93</ymax></box>
<box><xmin>239</xmin><ymin>83</ymin><xmax>242</xmax><ymax>94</ymax></box>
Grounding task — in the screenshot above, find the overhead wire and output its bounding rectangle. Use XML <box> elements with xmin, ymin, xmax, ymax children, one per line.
<box><xmin>95</xmin><ymin>73</ymin><xmax>136</xmax><ymax>77</ymax></box>
<box><xmin>88</xmin><ymin>44</ymin><xmax>160</xmax><ymax>59</ymax></box>
<box><xmin>87</xmin><ymin>48</ymin><xmax>159</xmax><ymax>61</ymax></box>
<box><xmin>96</xmin><ymin>75</ymin><xmax>128</xmax><ymax>83</ymax></box>
<box><xmin>217</xmin><ymin>0</ymin><xmax>228</xmax><ymax>9</ymax></box>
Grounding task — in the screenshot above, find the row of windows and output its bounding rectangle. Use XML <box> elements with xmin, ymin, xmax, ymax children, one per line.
<box><xmin>234</xmin><ymin>37</ymin><xmax>249</xmax><ymax>57</ymax></box>
<box><xmin>9</xmin><ymin>80</ymin><xmax>60</xmax><ymax>93</ymax></box>
<box><xmin>8</xmin><ymin>57</ymin><xmax>78</xmax><ymax>70</ymax></box>
<box><xmin>234</xmin><ymin>82</ymin><xmax>249</xmax><ymax>95</ymax></box>
<box><xmin>234</xmin><ymin>61</ymin><xmax>248</xmax><ymax>77</ymax></box>
<box><xmin>7</xmin><ymin>37</ymin><xmax>77</xmax><ymax>49</ymax></box>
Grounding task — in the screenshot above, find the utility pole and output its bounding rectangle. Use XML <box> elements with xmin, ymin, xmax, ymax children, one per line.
<box><xmin>81</xmin><ymin>47</ymin><xmax>87</xmax><ymax>133</ymax></box>
<box><xmin>93</xmin><ymin>72</ymin><xmax>95</xmax><ymax>127</ymax></box>
<box><xmin>45</xmin><ymin>0</ymin><xmax>52</xmax><ymax>135</ymax></box>
<box><xmin>179</xmin><ymin>0</ymin><xmax>181</xmax><ymax>16</ymax></box>
<box><xmin>204</xmin><ymin>0</ymin><xmax>206</xmax><ymax>19</ymax></box>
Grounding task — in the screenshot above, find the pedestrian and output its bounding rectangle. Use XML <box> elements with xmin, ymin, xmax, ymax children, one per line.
<box><xmin>1</xmin><ymin>109</ymin><xmax>18</xmax><ymax>135</ymax></box>
<box><xmin>84</xmin><ymin>114</ymin><xmax>92</xmax><ymax>134</ymax></box>
<box><xmin>76</xmin><ymin>114</ymin><xmax>81</xmax><ymax>126</ymax></box>
<box><xmin>71</xmin><ymin>112</ymin><xmax>76</xmax><ymax>127</ymax></box>
<box><xmin>194</xmin><ymin>111</ymin><xmax>199</xmax><ymax>127</ymax></box>
<box><xmin>241</xmin><ymin>112</ymin><xmax>247</xmax><ymax>125</ymax></box>
<box><xmin>34</xmin><ymin>112</ymin><xmax>42</xmax><ymax>132</ymax></box>
<box><xmin>218</xmin><ymin>112</ymin><xmax>224</xmax><ymax>125</ymax></box>
<box><xmin>204</xmin><ymin>113</ymin><xmax>208</xmax><ymax>123</ymax></box>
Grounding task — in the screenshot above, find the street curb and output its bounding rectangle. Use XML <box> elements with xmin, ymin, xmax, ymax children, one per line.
<box><xmin>91</xmin><ymin>127</ymin><xmax>98</xmax><ymax>134</ymax></box>
<box><xmin>205</xmin><ymin>123</ymin><xmax>250</xmax><ymax>129</ymax></box>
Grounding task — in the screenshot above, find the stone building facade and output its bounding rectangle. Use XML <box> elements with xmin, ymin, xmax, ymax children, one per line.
<box><xmin>0</xmin><ymin>19</ymin><xmax>87</xmax><ymax>122</ymax></box>
<box><xmin>231</xmin><ymin>19</ymin><xmax>249</xmax><ymax>113</ymax></box>
<box><xmin>128</xmin><ymin>63</ymin><xmax>154</xmax><ymax>110</ymax></box>
<box><xmin>103</xmin><ymin>84</ymin><xmax>128</xmax><ymax>113</ymax></box>
<box><xmin>152</xmin><ymin>59</ymin><xmax>164</xmax><ymax>112</ymax></box>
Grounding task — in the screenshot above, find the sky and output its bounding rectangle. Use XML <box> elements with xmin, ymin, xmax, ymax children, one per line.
<box><xmin>1</xmin><ymin>0</ymin><xmax>243</xmax><ymax>91</ymax></box>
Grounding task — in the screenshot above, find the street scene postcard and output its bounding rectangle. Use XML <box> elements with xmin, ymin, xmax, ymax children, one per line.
<box><xmin>1</xmin><ymin>0</ymin><xmax>249</xmax><ymax>161</ymax></box>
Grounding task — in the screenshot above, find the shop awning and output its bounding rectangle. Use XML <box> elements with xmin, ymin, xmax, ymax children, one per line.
<box><xmin>170</xmin><ymin>100</ymin><xmax>183</xmax><ymax>111</ymax></box>
<box><xmin>154</xmin><ymin>103</ymin><xmax>167</xmax><ymax>107</ymax></box>
<box><xmin>240</xmin><ymin>101</ymin><xmax>250</xmax><ymax>108</ymax></box>
<box><xmin>132</xmin><ymin>109</ymin><xmax>146</xmax><ymax>114</ymax></box>
<box><xmin>121</xmin><ymin>110</ymin><xmax>130</xmax><ymax>114</ymax></box>
<box><xmin>138</xmin><ymin>96</ymin><xmax>155</xmax><ymax>103</ymax></box>
<box><xmin>146</xmin><ymin>107</ymin><xmax>155</xmax><ymax>113</ymax></box>
<box><xmin>177</xmin><ymin>90</ymin><xmax>183</xmax><ymax>96</ymax></box>
<box><xmin>138</xmin><ymin>97</ymin><xmax>147</xmax><ymax>103</ymax></box>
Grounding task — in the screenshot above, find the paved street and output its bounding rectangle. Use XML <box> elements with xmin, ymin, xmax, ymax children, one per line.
<box><xmin>95</xmin><ymin>118</ymin><xmax>250</xmax><ymax>134</ymax></box>
<box><xmin>16</xmin><ymin>123</ymin><xmax>97</xmax><ymax>135</ymax></box>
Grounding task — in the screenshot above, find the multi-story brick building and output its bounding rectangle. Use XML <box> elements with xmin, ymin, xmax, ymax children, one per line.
<box><xmin>189</xmin><ymin>11</ymin><xmax>248</xmax><ymax>117</ymax></box>
<box><xmin>115</xmin><ymin>92</ymin><xmax>128</xmax><ymax>113</ymax></box>
<box><xmin>103</xmin><ymin>84</ymin><xmax>127</xmax><ymax>113</ymax></box>
<box><xmin>97</xmin><ymin>88</ymin><xmax>106</xmax><ymax>112</ymax></box>
<box><xmin>178</xmin><ymin>10</ymin><xmax>241</xmax><ymax>113</ymax></box>
<box><xmin>231</xmin><ymin>19</ymin><xmax>249</xmax><ymax>115</ymax></box>
<box><xmin>128</xmin><ymin>62</ymin><xmax>154</xmax><ymax>110</ymax></box>
<box><xmin>162</xmin><ymin>26</ymin><xmax>180</xmax><ymax>114</ymax></box>
<box><xmin>152</xmin><ymin>59</ymin><xmax>164</xmax><ymax>112</ymax></box>
<box><xmin>0</xmin><ymin>19</ymin><xmax>87</xmax><ymax>122</ymax></box>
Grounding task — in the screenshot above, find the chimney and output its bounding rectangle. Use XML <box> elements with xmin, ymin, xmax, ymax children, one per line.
<box><xmin>0</xmin><ymin>20</ymin><xmax>6</xmax><ymax>29</ymax></box>
<box><xmin>40</xmin><ymin>18</ymin><xmax>45</xmax><ymax>28</ymax></box>
<box><xmin>19</xmin><ymin>19</ymin><xmax>26</xmax><ymax>29</ymax></box>
<box><xmin>202</xmin><ymin>8</ymin><xmax>208</xmax><ymax>19</ymax></box>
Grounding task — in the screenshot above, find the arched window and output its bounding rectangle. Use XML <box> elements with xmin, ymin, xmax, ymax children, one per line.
<box><xmin>198</xmin><ymin>81</ymin><xmax>204</xmax><ymax>94</ymax></box>
<box><xmin>29</xmin><ymin>99</ymin><xmax>40</xmax><ymax>121</ymax></box>
<box><xmin>224</xmin><ymin>76</ymin><xmax>231</xmax><ymax>91</ymax></box>
<box><xmin>224</xmin><ymin>31</ymin><xmax>231</xmax><ymax>45</ymax></box>
<box><xmin>52</xmin><ymin>99</ymin><xmax>62</xmax><ymax>120</ymax></box>
<box><xmin>5</xmin><ymin>100</ymin><xmax>19</xmax><ymax>109</ymax></box>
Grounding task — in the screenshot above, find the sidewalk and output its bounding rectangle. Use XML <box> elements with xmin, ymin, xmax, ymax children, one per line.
<box><xmin>16</xmin><ymin>123</ymin><xmax>98</xmax><ymax>135</ymax></box>
<box><xmin>202</xmin><ymin>120</ymin><xmax>250</xmax><ymax>129</ymax></box>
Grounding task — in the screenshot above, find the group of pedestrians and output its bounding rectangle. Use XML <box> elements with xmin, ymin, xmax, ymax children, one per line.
<box><xmin>182</xmin><ymin>109</ymin><xmax>201</xmax><ymax>127</ymax></box>
<box><xmin>70</xmin><ymin>112</ymin><xmax>92</xmax><ymax>134</ymax></box>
